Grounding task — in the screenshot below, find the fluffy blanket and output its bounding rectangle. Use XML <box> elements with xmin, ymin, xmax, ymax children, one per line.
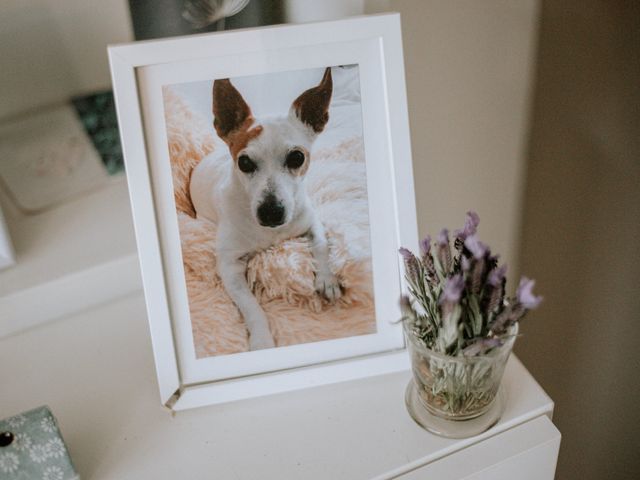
<box><xmin>164</xmin><ymin>90</ymin><xmax>376</xmax><ymax>358</ymax></box>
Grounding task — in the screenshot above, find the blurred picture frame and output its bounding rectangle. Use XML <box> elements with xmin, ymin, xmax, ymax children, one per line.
<box><xmin>109</xmin><ymin>13</ymin><xmax>417</xmax><ymax>411</ymax></box>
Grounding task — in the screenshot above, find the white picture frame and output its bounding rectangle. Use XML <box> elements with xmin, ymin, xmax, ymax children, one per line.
<box><xmin>109</xmin><ymin>13</ymin><xmax>417</xmax><ymax>411</ymax></box>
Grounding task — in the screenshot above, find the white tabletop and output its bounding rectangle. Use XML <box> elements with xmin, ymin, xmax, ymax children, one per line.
<box><xmin>0</xmin><ymin>293</ymin><xmax>553</xmax><ymax>479</ymax></box>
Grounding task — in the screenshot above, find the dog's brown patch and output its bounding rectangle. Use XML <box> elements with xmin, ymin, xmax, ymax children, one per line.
<box><xmin>212</xmin><ymin>79</ymin><xmax>264</xmax><ymax>160</ymax></box>
<box><xmin>292</xmin><ymin>67</ymin><xmax>333</xmax><ymax>133</ymax></box>
<box><xmin>213</xmin><ymin>79</ymin><xmax>253</xmax><ymax>140</ymax></box>
<box><xmin>227</xmin><ymin>119</ymin><xmax>264</xmax><ymax>159</ymax></box>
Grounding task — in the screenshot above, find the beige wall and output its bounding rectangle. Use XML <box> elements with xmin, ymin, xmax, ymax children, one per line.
<box><xmin>391</xmin><ymin>0</ymin><xmax>540</xmax><ymax>277</ymax></box>
<box><xmin>0</xmin><ymin>0</ymin><xmax>132</xmax><ymax>120</ymax></box>
<box><xmin>397</xmin><ymin>2</ymin><xmax>640</xmax><ymax>478</ymax></box>
<box><xmin>0</xmin><ymin>0</ymin><xmax>538</xmax><ymax>277</ymax></box>
<box><xmin>516</xmin><ymin>1</ymin><xmax>640</xmax><ymax>479</ymax></box>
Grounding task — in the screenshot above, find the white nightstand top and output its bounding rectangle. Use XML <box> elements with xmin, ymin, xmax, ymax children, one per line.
<box><xmin>0</xmin><ymin>178</ymin><xmax>140</xmax><ymax>338</ymax></box>
<box><xmin>0</xmin><ymin>294</ymin><xmax>554</xmax><ymax>479</ymax></box>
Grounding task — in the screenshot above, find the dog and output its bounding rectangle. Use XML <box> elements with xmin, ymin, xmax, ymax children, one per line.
<box><xmin>190</xmin><ymin>67</ymin><xmax>342</xmax><ymax>350</ymax></box>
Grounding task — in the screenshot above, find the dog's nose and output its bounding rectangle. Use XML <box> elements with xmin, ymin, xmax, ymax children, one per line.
<box><xmin>257</xmin><ymin>195</ymin><xmax>286</xmax><ymax>227</ymax></box>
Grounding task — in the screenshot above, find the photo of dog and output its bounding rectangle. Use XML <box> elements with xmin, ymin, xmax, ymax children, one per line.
<box><xmin>162</xmin><ymin>64</ymin><xmax>377</xmax><ymax>356</ymax></box>
<box><xmin>191</xmin><ymin>67</ymin><xmax>341</xmax><ymax>350</ymax></box>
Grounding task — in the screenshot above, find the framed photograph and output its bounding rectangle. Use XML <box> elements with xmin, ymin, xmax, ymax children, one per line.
<box><xmin>109</xmin><ymin>13</ymin><xmax>417</xmax><ymax>411</ymax></box>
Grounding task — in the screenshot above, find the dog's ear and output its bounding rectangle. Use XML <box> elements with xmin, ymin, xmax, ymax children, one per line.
<box><xmin>212</xmin><ymin>79</ymin><xmax>254</xmax><ymax>141</ymax></box>
<box><xmin>290</xmin><ymin>67</ymin><xmax>333</xmax><ymax>133</ymax></box>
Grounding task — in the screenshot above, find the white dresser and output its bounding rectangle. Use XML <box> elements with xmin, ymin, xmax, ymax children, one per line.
<box><xmin>0</xmin><ymin>293</ymin><xmax>560</xmax><ymax>479</ymax></box>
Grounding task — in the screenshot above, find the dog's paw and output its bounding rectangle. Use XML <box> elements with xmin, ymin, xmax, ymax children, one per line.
<box><xmin>315</xmin><ymin>270</ymin><xmax>343</xmax><ymax>303</ymax></box>
<box><xmin>249</xmin><ymin>331</ymin><xmax>276</xmax><ymax>351</ymax></box>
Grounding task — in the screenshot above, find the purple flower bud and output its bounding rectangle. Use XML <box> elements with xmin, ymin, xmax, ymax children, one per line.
<box><xmin>436</xmin><ymin>228</ymin><xmax>449</xmax><ymax>246</ymax></box>
<box><xmin>486</xmin><ymin>283</ymin><xmax>504</xmax><ymax>316</ymax></box>
<box><xmin>488</xmin><ymin>264</ymin><xmax>508</xmax><ymax>287</ymax></box>
<box><xmin>419</xmin><ymin>235</ymin><xmax>432</xmax><ymax>255</ymax></box>
<box><xmin>461</xmin><ymin>256</ymin><xmax>471</xmax><ymax>272</ymax></box>
<box><xmin>399</xmin><ymin>247</ymin><xmax>414</xmax><ymax>262</ymax></box>
<box><xmin>455</xmin><ymin>211</ymin><xmax>480</xmax><ymax>241</ymax></box>
<box><xmin>490</xmin><ymin>308</ymin><xmax>511</xmax><ymax>334</ymax></box>
<box><xmin>419</xmin><ymin>236</ymin><xmax>437</xmax><ymax>285</ymax></box>
<box><xmin>492</xmin><ymin>299</ymin><xmax>529</xmax><ymax>334</ymax></box>
<box><xmin>399</xmin><ymin>247</ymin><xmax>420</xmax><ymax>284</ymax></box>
<box><xmin>436</xmin><ymin>229</ymin><xmax>452</xmax><ymax>272</ymax></box>
<box><xmin>516</xmin><ymin>277</ymin><xmax>543</xmax><ymax>309</ymax></box>
<box><xmin>440</xmin><ymin>274</ymin><xmax>464</xmax><ymax>304</ymax></box>
<box><xmin>464</xmin><ymin>235</ymin><xmax>488</xmax><ymax>260</ymax></box>
<box><xmin>470</xmin><ymin>257</ymin><xmax>485</xmax><ymax>294</ymax></box>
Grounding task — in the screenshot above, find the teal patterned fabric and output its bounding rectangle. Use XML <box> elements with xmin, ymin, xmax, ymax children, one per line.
<box><xmin>71</xmin><ymin>91</ymin><xmax>124</xmax><ymax>176</ymax></box>
<box><xmin>0</xmin><ymin>406</ymin><xmax>79</xmax><ymax>480</ymax></box>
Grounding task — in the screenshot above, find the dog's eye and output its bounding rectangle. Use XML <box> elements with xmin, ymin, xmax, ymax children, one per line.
<box><xmin>238</xmin><ymin>154</ymin><xmax>257</xmax><ymax>173</ymax></box>
<box><xmin>285</xmin><ymin>150</ymin><xmax>305</xmax><ymax>170</ymax></box>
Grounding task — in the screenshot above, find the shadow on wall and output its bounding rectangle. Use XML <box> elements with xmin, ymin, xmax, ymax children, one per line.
<box><xmin>515</xmin><ymin>1</ymin><xmax>640</xmax><ymax>479</ymax></box>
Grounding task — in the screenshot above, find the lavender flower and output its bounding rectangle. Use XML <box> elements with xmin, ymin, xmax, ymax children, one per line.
<box><xmin>419</xmin><ymin>235</ymin><xmax>432</xmax><ymax>256</ymax></box>
<box><xmin>399</xmin><ymin>247</ymin><xmax>414</xmax><ymax>263</ymax></box>
<box><xmin>419</xmin><ymin>235</ymin><xmax>438</xmax><ymax>284</ymax></box>
<box><xmin>461</xmin><ymin>255</ymin><xmax>471</xmax><ymax>272</ymax></box>
<box><xmin>436</xmin><ymin>229</ymin><xmax>449</xmax><ymax>246</ymax></box>
<box><xmin>516</xmin><ymin>277</ymin><xmax>543</xmax><ymax>309</ymax></box>
<box><xmin>464</xmin><ymin>235</ymin><xmax>488</xmax><ymax>260</ymax></box>
<box><xmin>488</xmin><ymin>307</ymin><xmax>515</xmax><ymax>335</ymax></box>
<box><xmin>399</xmin><ymin>247</ymin><xmax>420</xmax><ymax>284</ymax></box>
<box><xmin>485</xmin><ymin>264</ymin><xmax>507</xmax><ymax>316</ymax></box>
<box><xmin>399</xmin><ymin>211</ymin><xmax>541</xmax><ymax>357</ymax></box>
<box><xmin>469</xmin><ymin>258</ymin><xmax>485</xmax><ymax>294</ymax></box>
<box><xmin>493</xmin><ymin>292</ymin><xmax>538</xmax><ymax>334</ymax></box>
<box><xmin>439</xmin><ymin>274</ymin><xmax>464</xmax><ymax>304</ymax></box>
<box><xmin>455</xmin><ymin>211</ymin><xmax>480</xmax><ymax>241</ymax></box>
<box><xmin>438</xmin><ymin>275</ymin><xmax>464</xmax><ymax>350</ymax></box>
<box><xmin>490</xmin><ymin>278</ymin><xmax>540</xmax><ymax>334</ymax></box>
<box><xmin>436</xmin><ymin>229</ymin><xmax>452</xmax><ymax>273</ymax></box>
<box><xmin>488</xmin><ymin>264</ymin><xmax>508</xmax><ymax>287</ymax></box>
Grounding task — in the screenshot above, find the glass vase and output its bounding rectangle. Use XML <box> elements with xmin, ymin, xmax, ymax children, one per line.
<box><xmin>403</xmin><ymin>321</ymin><xmax>517</xmax><ymax>438</ymax></box>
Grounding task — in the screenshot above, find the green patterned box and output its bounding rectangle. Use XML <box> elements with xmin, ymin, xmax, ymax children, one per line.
<box><xmin>0</xmin><ymin>406</ymin><xmax>79</xmax><ymax>480</ymax></box>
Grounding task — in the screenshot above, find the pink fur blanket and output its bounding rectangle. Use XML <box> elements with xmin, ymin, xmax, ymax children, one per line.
<box><xmin>164</xmin><ymin>90</ymin><xmax>376</xmax><ymax>358</ymax></box>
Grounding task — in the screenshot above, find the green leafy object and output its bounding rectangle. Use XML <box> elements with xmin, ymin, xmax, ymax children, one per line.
<box><xmin>71</xmin><ymin>90</ymin><xmax>124</xmax><ymax>175</ymax></box>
